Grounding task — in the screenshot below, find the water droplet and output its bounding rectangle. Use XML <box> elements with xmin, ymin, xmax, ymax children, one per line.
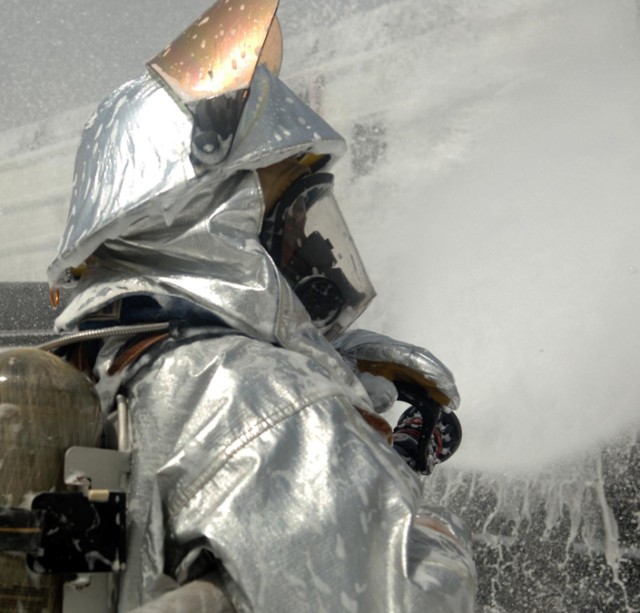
<box><xmin>629</xmin><ymin>265</ymin><xmax>638</xmax><ymax>275</ymax></box>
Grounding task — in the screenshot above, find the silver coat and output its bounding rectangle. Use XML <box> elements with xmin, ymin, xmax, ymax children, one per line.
<box><xmin>51</xmin><ymin>65</ymin><xmax>476</xmax><ymax>612</ymax></box>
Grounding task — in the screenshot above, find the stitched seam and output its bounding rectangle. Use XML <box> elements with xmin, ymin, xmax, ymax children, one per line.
<box><xmin>167</xmin><ymin>390</ymin><xmax>350</xmax><ymax>518</ymax></box>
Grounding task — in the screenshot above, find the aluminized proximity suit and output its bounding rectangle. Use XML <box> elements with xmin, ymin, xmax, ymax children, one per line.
<box><xmin>47</xmin><ymin>2</ymin><xmax>476</xmax><ymax>610</ymax></box>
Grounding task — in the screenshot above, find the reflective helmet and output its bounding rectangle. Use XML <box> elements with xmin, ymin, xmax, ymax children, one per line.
<box><xmin>147</xmin><ymin>0</ymin><xmax>283</xmax><ymax>167</ymax></box>
<box><xmin>48</xmin><ymin>0</ymin><xmax>346</xmax><ymax>289</ymax></box>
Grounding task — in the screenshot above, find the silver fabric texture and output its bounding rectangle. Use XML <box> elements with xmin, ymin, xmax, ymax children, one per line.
<box><xmin>48</xmin><ymin>65</ymin><xmax>346</xmax><ymax>287</ymax></box>
<box><xmin>130</xmin><ymin>574</ymin><xmax>234</xmax><ymax>613</ymax></box>
<box><xmin>334</xmin><ymin>329</ymin><xmax>461</xmax><ymax>412</ymax></box>
<box><xmin>49</xmin><ymin>55</ymin><xmax>476</xmax><ymax>612</ymax></box>
<box><xmin>93</xmin><ymin>330</ymin><xmax>476</xmax><ymax>612</ymax></box>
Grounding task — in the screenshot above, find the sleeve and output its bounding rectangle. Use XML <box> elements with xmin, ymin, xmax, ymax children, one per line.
<box><xmin>125</xmin><ymin>335</ymin><xmax>476</xmax><ymax>612</ymax></box>
<box><xmin>333</xmin><ymin>328</ymin><xmax>460</xmax><ymax>412</ymax></box>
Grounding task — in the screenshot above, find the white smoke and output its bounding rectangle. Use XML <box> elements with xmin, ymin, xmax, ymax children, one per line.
<box><xmin>281</xmin><ymin>0</ymin><xmax>640</xmax><ymax>473</ymax></box>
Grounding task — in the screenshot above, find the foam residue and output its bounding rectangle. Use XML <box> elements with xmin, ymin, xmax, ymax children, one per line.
<box><xmin>422</xmin><ymin>429</ymin><xmax>640</xmax><ymax>611</ymax></box>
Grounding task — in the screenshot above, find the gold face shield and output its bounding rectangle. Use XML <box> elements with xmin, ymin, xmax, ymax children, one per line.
<box><xmin>147</xmin><ymin>0</ymin><xmax>282</xmax><ymax>165</ymax></box>
<box><xmin>148</xmin><ymin>0</ymin><xmax>282</xmax><ymax>103</ymax></box>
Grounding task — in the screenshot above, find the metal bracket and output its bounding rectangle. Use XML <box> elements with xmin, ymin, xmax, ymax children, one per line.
<box><xmin>64</xmin><ymin>446</ymin><xmax>131</xmax><ymax>491</ymax></box>
<box><xmin>63</xmin><ymin>574</ymin><xmax>115</xmax><ymax>613</ymax></box>
<box><xmin>27</xmin><ymin>491</ymin><xmax>126</xmax><ymax>575</ymax></box>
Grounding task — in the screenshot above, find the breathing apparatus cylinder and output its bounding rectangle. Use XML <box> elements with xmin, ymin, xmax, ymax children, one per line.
<box><xmin>0</xmin><ymin>348</ymin><xmax>101</xmax><ymax>613</ymax></box>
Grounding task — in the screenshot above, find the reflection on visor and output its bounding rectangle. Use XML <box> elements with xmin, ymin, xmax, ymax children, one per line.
<box><xmin>261</xmin><ymin>173</ymin><xmax>375</xmax><ymax>338</ymax></box>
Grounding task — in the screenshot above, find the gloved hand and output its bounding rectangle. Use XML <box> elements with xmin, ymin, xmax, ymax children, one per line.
<box><xmin>333</xmin><ymin>329</ymin><xmax>462</xmax><ymax>474</ymax></box>
<box><xmin>333</xmin><ymin>329</ymin><xmax>459</xmax><ymax>411</ymax></box>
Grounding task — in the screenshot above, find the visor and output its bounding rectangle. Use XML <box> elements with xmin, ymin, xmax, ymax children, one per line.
<box><xmin>262</xmin><ymin>173</ymin><xmax>375</xmax><ymax>339</ymax></box>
